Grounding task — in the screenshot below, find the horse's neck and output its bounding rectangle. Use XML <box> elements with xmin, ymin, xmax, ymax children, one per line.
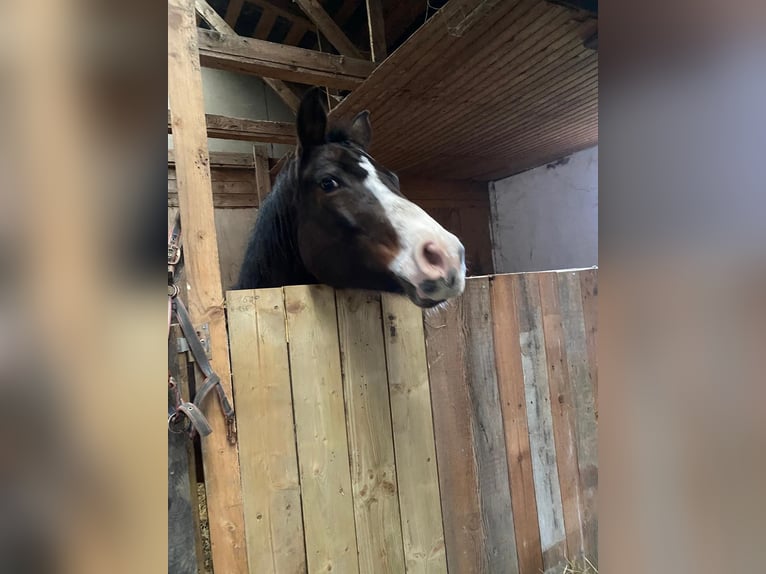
<box><xmin>236</xmin><ymin>176</ymin><xmax>314</xmax><ymax>289</ymax></box>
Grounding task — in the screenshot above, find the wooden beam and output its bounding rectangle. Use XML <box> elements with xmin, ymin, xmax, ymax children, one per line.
<box><xmin>198</xmin><ymin>29</ymin><xmax>376</xmax><ymax>89</ymax></box>
<box><xmin>195</xmin><ymin>0</ymin><xmax>301</xmax><ymax>114</ymax></box>
<box><xmin>168</xmin><ymin>110</ymin><xmax>296</xmax><ymax>143</ymax></box>
<box><xmin>253</xmin><ymin>149</ymin><xmax>271</xmax><ymax>202</ymax></box>
<box><xmin>283</xmin><ymin>23</ymin><xmax>308</xmax><ymax>45</ymax></box>
<box><xmin>253</xmin><ymin>0</ymin><xmax>314</xmax><ymax>30</ymax></box>
<box><xmin>167</xmin><ymin>2</ymin><xmax>248</xmax><ymax>574</ymax></box>
<box><xmin>169</xmin><ymin>149</ymin><xmax>256</xmax><ymax>168</ymax></box>
<box><xmin>365</xmin><ymin>0</ymin><xmax>387</xmax><ymax>61</ymax></box>
<box><xmin>253</xmin><ymin>7</ymin><xmax>277</xmax><ymax>39</ymax></box>
<box><xmin>294</xmin><ymin>0</ymin><xmax>362</xmax><ymax>58</ymax></box>
<box><xmin>224</xmin><ymin>0</ymin><xmax>245</xmax><ymax>27</ymax></box>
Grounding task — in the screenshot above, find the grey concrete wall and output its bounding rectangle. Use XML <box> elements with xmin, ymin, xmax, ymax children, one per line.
<box><xmin>489</xmin><ymin>146</ymin><xmax>598</xmax><ymax>273</ymax></box>
<box><xmin>168</xmin><ymin>68</ymin><xmax>295</xmax><ymax>157</ymax></box>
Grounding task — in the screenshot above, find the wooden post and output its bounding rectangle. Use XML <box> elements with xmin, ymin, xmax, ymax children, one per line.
<box><xmin>168</xmin><ymin>0</ymin><xmax>248</xmax><ymax>572</ymax></box>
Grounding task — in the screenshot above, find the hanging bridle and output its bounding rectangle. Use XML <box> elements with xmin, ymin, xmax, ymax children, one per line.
<box><xmin>168</xmin><ymin>213</ymin><xmax>236</xmax><ymax>444</ymax></box>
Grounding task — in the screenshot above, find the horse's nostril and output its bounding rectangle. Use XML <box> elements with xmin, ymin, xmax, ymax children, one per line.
<box><xmin>422</xmin><ymin>242</ymin><xmax>444</xmax><ymax>269</ymax></box>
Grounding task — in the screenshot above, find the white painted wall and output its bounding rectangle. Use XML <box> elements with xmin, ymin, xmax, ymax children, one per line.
<box><xmin>489</xmin><ymin>146</ymin><xmax>598</xmax><ymax>273</ymax></box>
<box><xmin>168</xmin><ymin>68</ymin><xmax>295</xmax><ymax>157</ymax></box>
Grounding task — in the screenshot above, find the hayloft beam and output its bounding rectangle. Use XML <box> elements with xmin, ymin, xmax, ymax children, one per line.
<box><xmin>168</xmin><ymin>110</ymin><xmax>297</xmax><ymax>144</ymax></box>
<box><xmin>198</xmin><ymin>29</ymin><xmax>376</xmax><ymax>89</ymax></box>
<box><xmin>167</xmin><ymin>0</ymin><xmax>248</xmax><ymax>573</ymax></box>
<box><xmin>365</xmin><ymin>0</ymin><xmax>387</xmax><ymax>61</ymax></box>
<box><xmin>224</xmin><ymin>0</ymin><xmax>245</xmax><ymax>26</ymax></box>
<box><xmin>253</xmin><ymin>7</ymin><xmax>278</xmax><ymax>39</ymax></box>
<box><xmin>294</xmin><ymin>0</ymin><xmax>362</xmax><ymax>58</ymax></box>
<box><xmin>194</xmin><ymin>0</ymin><xmax>301</xmax><ymax>113</ymax></box>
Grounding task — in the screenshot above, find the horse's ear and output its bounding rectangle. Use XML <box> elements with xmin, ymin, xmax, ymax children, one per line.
<box><xmin>348</xmin><ymin>110</ymin><xmax>372</xmax><ymax>150</ymax></box>
<box><xmin>297</xmin><ymin>87</ymin><xmax>328</xmax><ymax>154</ymax></box>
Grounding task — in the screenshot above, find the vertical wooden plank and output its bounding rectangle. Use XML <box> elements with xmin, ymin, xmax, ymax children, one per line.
<box><xmin>490</xmin><ymin>275</ymin><xmax>544</xmax><ymax>574</ymax></box>
<box><xmin>579</xmin><ymin>269</ymin><xmax>598</xmax><ymax>415</ymax></box>
<box><xmin>227</xmin><ymin>289</ymin><xmax>306</xmax><ymax>574</ymax></box>
<box><xmin>463</xmin><ymin>278</ymin><xmax>519</xmax><ymax>572</ymax></box>
<box><xmin>365</xmin><ymin>0</ymin><xmax>388</xmax><ymax>62</ymax></box>
<box><xmin>381</xmin><ymin>294</ymin><xmax>447</xmax><ymax>574</ymax></box>
<box><xmin>254</xmin><ymin>150</ymin><xmax>272</xmax><ymax>202</ymax></box>
<box><xmin>424</xmin><ymin>294</ymin><xmax>482</xmax><ymax>573</ymax></box>
<box><xmin>558</xmin><ymin>272</ymin><xmax>598</xmax><ymax>564</ymax></box>
<box><xmin>539</xmin><ymin>273</ymin><xmax>585</xmax><ymax>561</ymax></box>
<box><xmin>425</xmin><ymin>278</ymin><xmax>518</xmax><ymax>573</ymax></box>
<box><xmin>285</xmin><ymin>285</ymin><xmax>359</xmax><ymax>574</ymax></box>
<box><xmin>336</xmin><ymin>291</ymin><xmax>405</xmax><ymax>573</ymax></box>
<box><xmin>168</xmin><ymin>0</ymin><xmax>248</xmax><ymax>572</ymax></box>
<box><xmin>514</xmin><ymin>274</ymin><xmax>567</xmax><ymax>571</ymax></box>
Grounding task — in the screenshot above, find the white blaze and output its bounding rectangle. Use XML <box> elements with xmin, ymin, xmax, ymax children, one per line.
<box><xmin>359</xmin><ymin>156</ymin><xmax>466</xmax><ymax>299</ymax></box>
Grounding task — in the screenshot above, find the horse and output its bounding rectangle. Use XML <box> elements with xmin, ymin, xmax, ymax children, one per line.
<box><xmin>236</xmin><ymin>88</ymin><xmax>466</xmax><ymax>308</ymax></box>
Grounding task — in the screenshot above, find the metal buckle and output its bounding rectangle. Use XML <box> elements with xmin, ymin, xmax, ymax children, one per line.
<box><xmin>168</xmin><ymin>244</ymin><xmax>181</xmax><ymax>265</ymax></box>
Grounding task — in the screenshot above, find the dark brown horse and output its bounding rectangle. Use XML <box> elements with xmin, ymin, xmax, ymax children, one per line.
<box><xmin>236</xmin><ymin>88</ymin><xmax>465</xmax><ymax>308</ymax></box>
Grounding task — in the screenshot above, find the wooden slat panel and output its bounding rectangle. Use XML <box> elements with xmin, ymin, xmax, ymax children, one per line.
<box><xmin>539</xmin><ymin>273</ymin><xmax>585</xmax><ymax>560</ymax></box>
<box><xmin>226</xmin><ymin>289</ymin><xmax>306</xmax><ymax>573</ymax></box>
<box><xmin>490</xmin><ymin>274</ymin><xmax>544</xmax><ymax>574</ymax></box>
<box><xmin>336</xmin><ymin>291</ymin><xmax>405</xmax><ymax>573</ymax></box>
<box><xmin>198</xmin><ymin>29</ymin><xmax>375</xmax><ymax>89</ymax></box>
<box><xmin>425</xmin><ymin>278</ymin><xmax>518</xmax><ymax>573</ymax></box>
<box><xmin>381</xmin><ymin>294</ymin><xmax>447</xmax><ymax>574</ymax></box>
<box><xmin>514</xmin><ymin>273</ymin><xmax>567</xmax><ymax>571</ymax></box>
<box><xmin>557</xmin><ymin>272</ymin><xmax>598</xmax><ymax>563</ymax></box>
<box><xmin>284</xmin><ymin>285</ymin><xmax>359</xmax><ymax>574</ymax></box>
<box><xmin>167</xmin><ymin>0</ymin><xmax>248</xmax><ymax>572</ymax></box>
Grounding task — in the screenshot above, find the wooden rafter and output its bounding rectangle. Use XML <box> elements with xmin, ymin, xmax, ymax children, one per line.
<box><xmin>168</xmin><ymin>149</ymin><xmax>257</xmax><ymax>168</ymax></box>
<box><xmin>294</xmin><ymin>0</ymin><xmax>362</xmax><ymax>58</ymax></box>
<box><xmin>168</xmin><ymin>110</ymin><xmax>296</xmax><ymax>143</ymax></box>
<box><xmin>195</xmin><ymin>0</ymin><xmax>300</xmax><ymax>113</ymax></box>
<box><xmin>253</xmin><ymin>7</ymin><xmax>278</xmax><ymax>39</ymax></box>
<box><xmin>224</xmin><ymin>0</ymin><xmax>245</xmax><ymax>27</ymax></box>
<box><xmin>198</xmin><ymin>29</ymin><xmax>376</xmax><ymax>89</ymax></box>
<box><xmin>365</xmin><ymin>0</ymin><xmax>387</xmax><ymax>62</ymax></box>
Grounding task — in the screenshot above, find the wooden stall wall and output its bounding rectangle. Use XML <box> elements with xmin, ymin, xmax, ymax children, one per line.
<box><xmin>168</xmin><ymin>160</ymin><xmax>494</xmax><ymax>291</ymax></box>
<box><xmin>226</xmin><ymin>269</ymin><xmax>598</xmax><ymax>574</ymax></box>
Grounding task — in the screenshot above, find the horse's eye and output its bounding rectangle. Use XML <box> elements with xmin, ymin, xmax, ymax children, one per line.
<box><xmin>319</xmin><ymin>177</ymin><xmax>340</xmax><ymax>192</ymax></box>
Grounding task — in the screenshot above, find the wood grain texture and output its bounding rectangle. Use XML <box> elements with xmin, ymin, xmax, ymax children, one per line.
<box><xmin>295</xmin><ymin>0</ymin><xmax>362</xmax><ymax>57</ymax></box>
<box><xmin>557</xmin><ymin>272</ymin><xmax>598</xmax><ymax>563</ymax></box>
<box><xmin>514</xmin><ymin>274</ymin><xmax>567</xmax><ymax>571</ymax></box>
<box><xmin>195</xmin><ymin>0</ymin><xmax>235</xmax><ymax>34</ymax></box>
<box><xmin>490</xmin><ymin>275</ymin><xmax>544</xmax><ymax>574</ymax></box>
<box><xmin>336</xmin><ymin>291</ymin><xmax>405</xmax><ymax>573</ymax></box>
<box><xmin>425</xmin><ymin>278</ymin><xmax>518</xmax><ymax>573</ymax></box>
<box><xmin>381</xmin><ymin>294</ymin><xmax>447</xmax><ymax>574</ymax></box>
<box><xmin>168</xmin><ymin>110</ymin><xmax>296</xmax><ymax>144</ymax></box>
<box><xmin>254</xmin><ymin>150</ymin><xmax>271</xmax><ymax>205</ymax></box>
<box><xmin>198</xmin><ymin>29</ymin><xmax>375</xmax><ymax>89</ymax></box>
<box><xmin>284</xmin><ymin>285</ymin><xmax>359</xmax><ymax>574</ymax></box>
<box><xmin>539</xmin><ymin>274</ymin><xmax>585</xmax><ymax>561</ymax></box>
<box><xmin>167</xmin><ymin>0</ymin><xmax>247</xmax><ymax>572</ymax></box>
<box><xmin>226</xmin><ymin>289</ymin><xmax>306</xmax><ymax>573</ymax></box>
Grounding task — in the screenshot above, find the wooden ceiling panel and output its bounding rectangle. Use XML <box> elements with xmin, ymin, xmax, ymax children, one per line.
<box><xmin>331</xmin><ymin>0</ymin><xmax>598</xmax><ymax>181</ymax></box>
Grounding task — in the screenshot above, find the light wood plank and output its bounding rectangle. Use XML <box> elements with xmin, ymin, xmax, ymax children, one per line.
<box><xmin>462</xmin><ymin>278</ymin><xmax>519</xmax><ymax>573</ymax></box>
<box><xmin>579</xmin><ymin>269</ymin><xmax>598</xmax><ymax>415</ymax></box>
<box><xmin>226</xmin><ymin>289</ymin><xmax>306</xmax><ymax>573</ymax></box>
<box><xmin>365</xmin><ymin>0</ymin><xmax>387</xmax><ymax>62</ymax></box>
<box><xmin>336</xmin><ymin>291</ymin><xmax>405</xmax><ymax>573</ymax></box>
<box><xmin>167</xmin><ymin>0</ymin><xmax>248</xmax><ymax>572</ymax></box>
<box><xmin>295</xmin><ymin>0</ymin><xmax>362</xmax><ymax>58</ymax></box>
<box><xmin>198</xmin><ymin>29</ymin><xmax>375</xmax><ymax>89</ymax></box>
<box><xmin>169</xmin><ymin>149</ymin><xmax>256</xmax><ymax>168</ymax></box>
<box><xmin>490</xmin><ymin>274</ymin><xmax>544</xmax><ymax>574</ymax></box>
<box><xmin>514</xmin><ymin>273</ymin><xmax>567</xmax><ymax>571</ymax></box>
<box><xmin>168</xmin><ymin>110</ymin><xmax>296</xmax><ymax>144</ymax></box>
<box><xmin>285</xmin><ymin>285</ymin><xmax>359</xmax><ymax>574</ymax></box>
<box><xmin>539</xmin><ymin>273</ymin><xmax>586</xmax><ymax>561</ymax></box>
<box><xmin>196</xmin><ymin>0</ymin><xmax>235</xmax><ymax>33</ymax></box>
<box><xmin>381</xmin><ymin>294</ymin><xmax>447</xmax><ymax>574</ymax></box>
<box><xmin>558</xmin><ymin>271</ymin><xmax>598</xmax><ymax>563</ymax></box>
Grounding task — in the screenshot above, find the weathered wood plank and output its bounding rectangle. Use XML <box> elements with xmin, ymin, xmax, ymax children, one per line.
<box><xmin>365</xmin><ymin>0</ymin><xmax>387</xmax><ymax>62</ymax></box>
<box><xmin>558</xmin><ymin>272</ymin><xmax>598</xmax><ymax>564</ymax></box>
<box><xmin>167</xmin><ymin>0</ymin><xmax>248</xmax><ymax>572</ymax></box>
<box><xmin>168</xmin><ymin>110</ymin><xmax>296</xmax><ymax>144</ymax></box>
<box><xmin>284</xmin><ymin>285</ymin><xmax>359</xmax><ymax>574</ymax></box>
<box><xmin>226</xmin><ymin>289</ymin><xmax>306</xmax><ymax>573</ymax></box>
<box><xmin>198</xmin><ymin>29</ymin><xmax>376</xmax><ymax>89</ymax></box>
<box><xmin>424</xmin><ymin>294</ymin><xmax>482</xmax><ymax>573</ymax></box>
<box><xmin>490</xmin><ymin>274</ymin><xmax>544</xmax><ymax>574</ymax></box>
<box><xmin>336</xmin><ymin>291</ymin><xmax>405</xmax><ymax>573</ymax></box>
<box><xmin>514</xmin><ymin>273</ymin><xmax>567</xmax><ymax>571</ymax></box>
<box><xmin>254</xmin><ymin>150</ymin><xmax>271</xmax><ymax>204</ymax></box>
<box><xmin>579</xmin><ymin>269</ymin><xmax>598</xmax><ymax>415</ymax></box>
<box><xmin>196</xmin><ymin>0</ymin><xmax>235</xmax><ymax>33</ymax></box>
<box><xmin>462</xmin><ymin>278</ymin><xmax>519</xmax><ymax>573</ymax></box>
<box><xmin>381</xmin><ymin>294</ymin><xmax>447</xmax><ymax>573</ymax></box>
<box><xmin>168</xmin><ymin>149</ymin><xmax>256</xmax><ymax>168</ymax></box>
<box><xmin>295</xmin><ymin>0</ymin><xmax>362</xmax><ymax>57</ymax></box>
<box><xmin>253</xmin><ymin>7</ymin><xmax>278</xmax><ymax>39</ymax></box>
<box><xmin>539</xmin><ymin>273</ymin><xmax>585</xmax><ymax>561</ymax></box>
